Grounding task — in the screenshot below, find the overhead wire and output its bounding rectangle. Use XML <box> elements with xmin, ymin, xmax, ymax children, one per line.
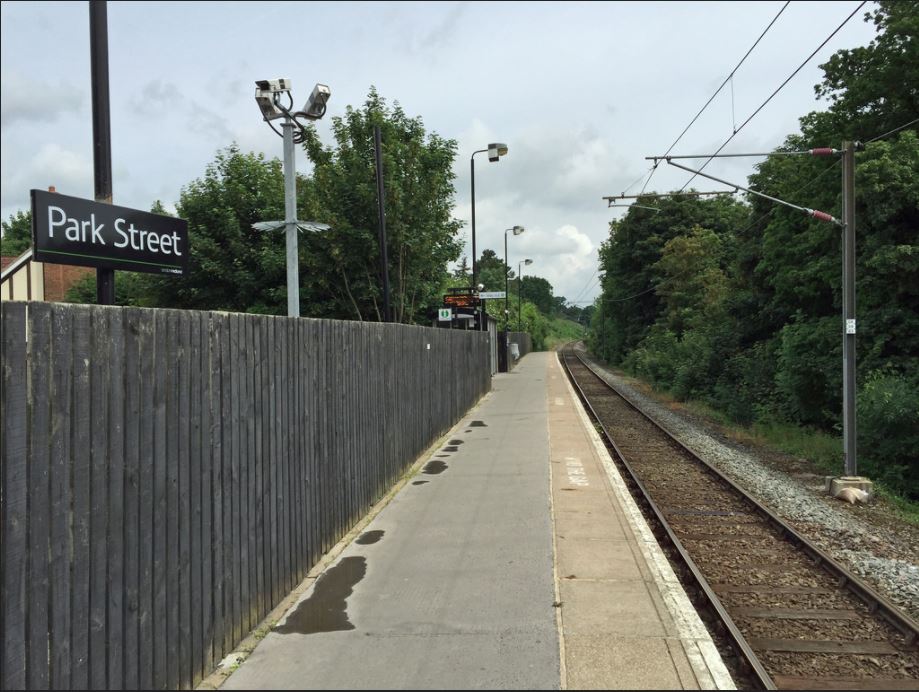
<box><xmin>865</xmin><ymin>118</ymin><xmax>919</xmax><ymax>143</ymax></box>
<box><xmin>639</xmin><ymin>1</ymin><xmax>791</xmax><ymax>196</ymax></box>
<box><xmin>679</xmin><ymin>0</ymin><xmax>868</xmax><ymax>191</ymax></box>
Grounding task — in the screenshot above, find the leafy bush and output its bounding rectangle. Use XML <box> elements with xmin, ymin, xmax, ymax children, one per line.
<box><xmin>775</xmin><ymin>316</ymin><xmax>841</xmax><ymax>428</ymax></box>
<box><xmin>858</xmin><ymin>369</ymin><xmax>919</xmax><ymax>499</ymax></box>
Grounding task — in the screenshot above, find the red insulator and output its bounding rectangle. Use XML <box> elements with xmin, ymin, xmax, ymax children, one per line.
<box><xmin>810</xmin><ymin>148</ymin><xmax>836</xmax><ymax>156</ymax></box>
<box><xmin>810</xmin><ymin>209</ymin><xmax>834</xmax><ymax>222</ymax></box>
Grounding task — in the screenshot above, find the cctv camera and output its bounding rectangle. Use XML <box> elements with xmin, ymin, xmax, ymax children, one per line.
<box><xmin>295</xmin><ymin>83</ymin><xmax>331</xmax><ymax>120</ymax></box>
<box><xmin>255</xmin><ymin>78</ymin><xmax>293</xmax><ymax>121</ymax></box>
<box><xmin>255</xmin><ymin>78</ymin><xmax>292</xmax><ymax>94</ymax></box>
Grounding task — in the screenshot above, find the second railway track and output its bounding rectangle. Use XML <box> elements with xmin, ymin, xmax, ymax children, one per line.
<box><xmin>560</xmin><ymin>346</ymin><xmax>919</xmax><ymax>690</ymax></box>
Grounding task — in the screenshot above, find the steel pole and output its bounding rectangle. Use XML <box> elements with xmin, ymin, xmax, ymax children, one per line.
<box><xmin>842</xmin><ymin>141</ymin><xmax>857</xmax><ymax>476</ymax></box>
<box><xmin>89</xmin><ymin>0</ymin><xmax>114</xmax><ymax>304</ymax></box>
<box><xmin>504</xmin><ymin>231</ymin><xmax>509</xmax><ymax>331</ymax></box>
<box><xmin>282</xmin><ymin>120</ymin><xmax>299</xmax><ymax>318</ymax></box>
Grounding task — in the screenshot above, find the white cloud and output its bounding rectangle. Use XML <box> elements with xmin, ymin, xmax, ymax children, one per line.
<box><xmin>0</xmin><ymin>71</ymin><xmax>84</xmax><ymax>126</ymax></box>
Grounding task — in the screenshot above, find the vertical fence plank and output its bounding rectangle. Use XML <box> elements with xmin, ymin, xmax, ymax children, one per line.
<box><xmin>49</xmin><ymin>305</ymin><xmax>73</xmax><ymax>690</ymax></box>
<box><xmin>152</xmin><ymin>308</ymin><xmax>168</xmax><ymax>691</ymax></box>
<box><xmin>27</xmin><ymin>304</ymin><xmax>51</xmax><ymax>691</ymax></box>
<box><xmin>2</xmin><ymin>303</ymin><xmax>28</xmax><ymax>691</ymax></box>
<box><xmin>270</xmin><ymin>317</ymin><xmax>281</xmax><ymax>605</ymax></box>
<box><xmin>88</xmin><ymin>306</ymin><xmax>110</xmax><ymax>690</ymax></box>
<box><xmin>165</xmin><ymin>311</ymin><xmax>180</xmax><ymax>690</ymax></box>
<box><xmin>201</xmin><ymin>313</ymin><xmax>217</xmax><ymax>679</ymax></box>
<box><xmin>241</xmin><ymin>315</ymin><xmax>254</xmax><ymax>631</ymax></box>
<box><xmin>136</xmin><ymin>309</ymin><xmax>155</xmax><ymax>691</ymax></box>
<box><xmin>122</xmin><ymin>309</ymin><xmax>142</xmax><ymax>691</ymax></box>
<box><xmin>178</xmin><ymin>311</ymin><xmax>192</xmax><ymax>690</ymax></box>
<box><xmin>254</xmin><ymin>316</ymin><xmax>266</xmax><ymax>622</ymax></box>
<box><xmin>107</xmin><ymin>309</ymin><xmax>125</xmax><ymax>689</ymax></box>
<box><xmin>219</xmin><ymin>312</ymin><xmax>233</xmax><ymax>658</ymax></box>
<box><xmin>278</xmin><ymin>318</ymin><xmax>289</xmax><ymax>596</ymax></box>
<box><xmin>229</xmin><ymin>313</ymin><xmax>242</xmax><ymax>649</ymax></box>
<box><xmin>188</xmin><ymin>311</ymin><xmax>203</xmax><ymax>687</ymax></box>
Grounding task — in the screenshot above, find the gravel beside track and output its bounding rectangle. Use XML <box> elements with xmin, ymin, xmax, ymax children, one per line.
<box><xmin>579</xmin><ymin>348</ymin><xmax>919</xmax><ymax>624</ymax></box>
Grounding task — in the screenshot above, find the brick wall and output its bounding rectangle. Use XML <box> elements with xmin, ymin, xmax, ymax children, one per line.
<box><xmin>42</xmin><ymin>263</ymin><xmax>93</xmax><ymax>301</ymax></box>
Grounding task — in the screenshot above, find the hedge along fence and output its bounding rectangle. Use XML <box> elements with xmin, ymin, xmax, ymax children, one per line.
<box><xmin>1</xmin><ymin>302</ymin><xmax>491</xmax><ymax>690</ymax></box>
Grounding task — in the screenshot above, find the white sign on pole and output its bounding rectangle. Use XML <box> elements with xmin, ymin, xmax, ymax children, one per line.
<box><xmin>478</xmin><ymin>291</ymin><xmax>506</xmax><ymax>299</ymax></box>
<box><xmin>438</xmin><ymin>308</ymin><xmax>452</xmax><ymax>322</ymax></box>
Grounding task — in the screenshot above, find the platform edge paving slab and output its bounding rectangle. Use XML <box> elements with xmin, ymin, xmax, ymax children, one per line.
<box><xmin>547</xmin><ymin>355</ymin><xmax>735</xmax><ymax>691</ymax></box>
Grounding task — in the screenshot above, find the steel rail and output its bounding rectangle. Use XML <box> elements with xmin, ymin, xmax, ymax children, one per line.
<box><xmin>559</xmin><ymin>347</ymin><xmax>919</xmax><ymax>689</ymax></box>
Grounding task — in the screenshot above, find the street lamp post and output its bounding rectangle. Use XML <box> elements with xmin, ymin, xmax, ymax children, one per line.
<box><xmin>504</xmin><ymin>226</ymin><xmax>524</xmax><ymax>331</ymax></box>
<box><xmin>254</xmin><ymin>79</ymin><xmax>330</xmax><ymax>317</ymax></box>
<box><xmin>517</xmin><ymin>258</ymin><xmax>533</xmax><ymax>331</ymax></box>
<box><xmin>471</xmin><ymin>143</ymin><xmax>508</xmax><ymax>330</ymax></box>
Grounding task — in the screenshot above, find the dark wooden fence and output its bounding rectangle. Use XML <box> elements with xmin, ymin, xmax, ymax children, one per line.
<box><xmin>1</xmin><ymin>302</ymin><xmax>490</xmax><ymax>690</ymax></box>
<box><xmin>506</xmin><ymin>331</ymin><xmax>533</xmax><ymax>368</ymax></box>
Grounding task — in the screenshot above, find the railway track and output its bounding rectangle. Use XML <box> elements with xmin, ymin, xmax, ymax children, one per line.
<box><xmin>560</xmin><ymin>346</ymin><xmax>919</xmax><ymax>690</ymax></box>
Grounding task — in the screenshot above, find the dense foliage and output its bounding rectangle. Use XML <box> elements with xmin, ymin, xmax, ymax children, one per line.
<box><xmin>589</xmin><ymin>2</ymin><xmax>919</xmax><ymax>498</ymax></box>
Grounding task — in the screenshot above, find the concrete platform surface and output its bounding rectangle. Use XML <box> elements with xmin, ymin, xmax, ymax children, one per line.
<box><xmin>218</xmin><ymin>352</ymin><xmax>734</xmax><ymax>690</ymax></box>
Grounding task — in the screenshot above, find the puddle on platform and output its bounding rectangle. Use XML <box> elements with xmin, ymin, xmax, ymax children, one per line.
<box><xmin>437</xmin><ymin>454</ymin><xmax>450</xmax><ymax>458</ymax></box>
<box><xmin>448</xmin><ymin>439</ymin><xmax>464</xmax><ymax>445</ymax></box>
<box><xmin>412</xmin><ymin>480</ymin><xmax>429</xmax><ymax>485</ymax></box>
<box><xmin>274</xmin><ymin>556</ymin><xmax>366</xmax><ymax>635</ymax></box>
<box><xmin>423</xmin><ymin>460</ymin><xmax>448</xmax><ymax>474</ymax></box>
<box><xmin>355</xmin><ymin>530</ymin><xmax>384</xmax><ymax>545</ymax></box>
<box><xmin>469</xmin><ymin>420</ymin><xmax>488</xmax><ymax>427</ymax></box>
<box><xmin>443</xmin><ymin>446</ymin><xmax>459</xmax><ymax>452</ymax></box>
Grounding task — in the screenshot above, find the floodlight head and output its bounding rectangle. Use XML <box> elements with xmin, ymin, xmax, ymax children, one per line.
<box><xmin>255</xmin><ymin>78</ymin><xmax>292</xmax><ymax>121</ymax></box>
<box><xmin>512</xmin><ymin>225</ymin><xmax>525</xmax><ymax>235</ymax></box>
<box><xmin>295</xmin><ymin>83</ymin><xmax>331</xmax><ymax>120</ymax></box>
<box><xmin>524</xmin><ymin>258</ymin><xmax>533</xmax><ymax>266</ymax></box>
<box><xmin>488</xmin><ymin>142</ymin><xmax>509</xmax><ymax>162</ymax></box>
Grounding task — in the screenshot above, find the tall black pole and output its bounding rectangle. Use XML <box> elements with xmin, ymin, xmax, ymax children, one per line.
<box><xmin>374</xmin><ymin>125</ymin><xmax>392</xmax><ymax>322</ymax></box>
<box><xmin>504</xmin><ymin>231</ymin><xmax>509</xmax><ymax>332</ymax></box>
<box><xmin>470</xmin><ymin>155</ymin><xmax>477</xmax><ymax>289</ymax></box>
<box><xmin>90</xmin><ymin>1</ymin><xmax>115</xmax><ymax>305</ymax></box>
<box><xmin>842</xmin><ymin>141</ymin><xmax>857</xmax><ymax>476</ymax></box>
<box><xmin>518</xmin><ymin>262</ymin><xmax>522</xmax><ymax>331</ymax></box>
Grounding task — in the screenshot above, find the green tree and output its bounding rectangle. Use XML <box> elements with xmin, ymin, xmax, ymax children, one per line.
<box><xmin>809</xmin><ymin>1</ymin><xmax>919</xmax><ymax>142</ymax></box>
<box><xmin>298</xmin><ymin>87</ymin><xmax>463</xmax><ymax>323</ymax></box>
<box><xmin>520</xmin><ymin>275</ymin><xmax>555</xmax><ymax>315</ymax></box>
<box><xmin>1</xmin><ymin>210</ymin><xmax>32</xmax><ymax>257</ymax></box>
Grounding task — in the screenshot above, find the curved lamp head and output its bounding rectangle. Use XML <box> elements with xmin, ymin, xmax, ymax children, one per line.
<box><xmin>488</xmin><ymin>142</ymin><xmax>509</xmax><ymax>162</ymax></box>
<box><xmin>524</xmin><ymin>258</ymin><xmax>533</xmax><ymax>266</ymax></box>
<box><xmin>512</xmin><ymin>225</ymin><xmax>525</xmax><ymax>235</ymax></box>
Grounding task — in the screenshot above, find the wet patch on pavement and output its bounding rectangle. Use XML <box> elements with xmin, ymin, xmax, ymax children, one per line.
<box><xmin>443</xmin><ymin>446</ymin><xmax>459</xmax><ymax>452</ymax></box>
<box><xmin>469</xmin><ymin>420</ymin><xmax>488</xmax><ymax>427</ymax></box>
<box><xmin>274</xmin><ymin>556</ymin><xmax>366</xmax><ymax>635</ymax></box>
<box><xmin>412</xmin><ymin>480</ymin><xmax>429</xmax><ymax>485</ymax></box>
<box><xmin>448</xmin><ymin>439</ymin><xmax>464</xmax><ymax>445</ymax></box>
<box><xmin>355</xmin><ymin>530</ymin><xmax>384</xmax><ymax>545</ymax></box>
<box><xmin>423</xmin><ymin>460</ymin><xmax>448</xmax><ymax>474</ymax></box>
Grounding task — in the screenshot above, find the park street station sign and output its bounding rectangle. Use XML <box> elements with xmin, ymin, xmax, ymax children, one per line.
<box><xmin>31</xmin><ymin>189</ymin><xmax>189</xmax><ymax>276</ymax></box>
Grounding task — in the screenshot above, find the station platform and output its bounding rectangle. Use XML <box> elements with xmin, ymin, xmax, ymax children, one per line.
<box><xmin>214</xmin><ymin>352</ymin><xmax>734</xmax><ymax>690</ymax></box>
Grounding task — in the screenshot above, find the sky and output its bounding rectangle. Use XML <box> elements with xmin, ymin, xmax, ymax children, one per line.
<box><xmin>0</xmin><ymin>1</ymin><xmax>877</xmax><ymax>305</ymax></box>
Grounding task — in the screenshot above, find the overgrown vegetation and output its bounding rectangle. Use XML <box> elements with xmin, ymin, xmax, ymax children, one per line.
<box><xmin>589</xmin><ymin>2</ymin><xmax>919</xmax><ymax>500</ymax></box>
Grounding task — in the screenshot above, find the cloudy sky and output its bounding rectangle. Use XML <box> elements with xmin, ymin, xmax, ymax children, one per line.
<box><xmin>1</xmin><ymin>1</ymin><xmax>875</xmax><ymax>304</ymax></box>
